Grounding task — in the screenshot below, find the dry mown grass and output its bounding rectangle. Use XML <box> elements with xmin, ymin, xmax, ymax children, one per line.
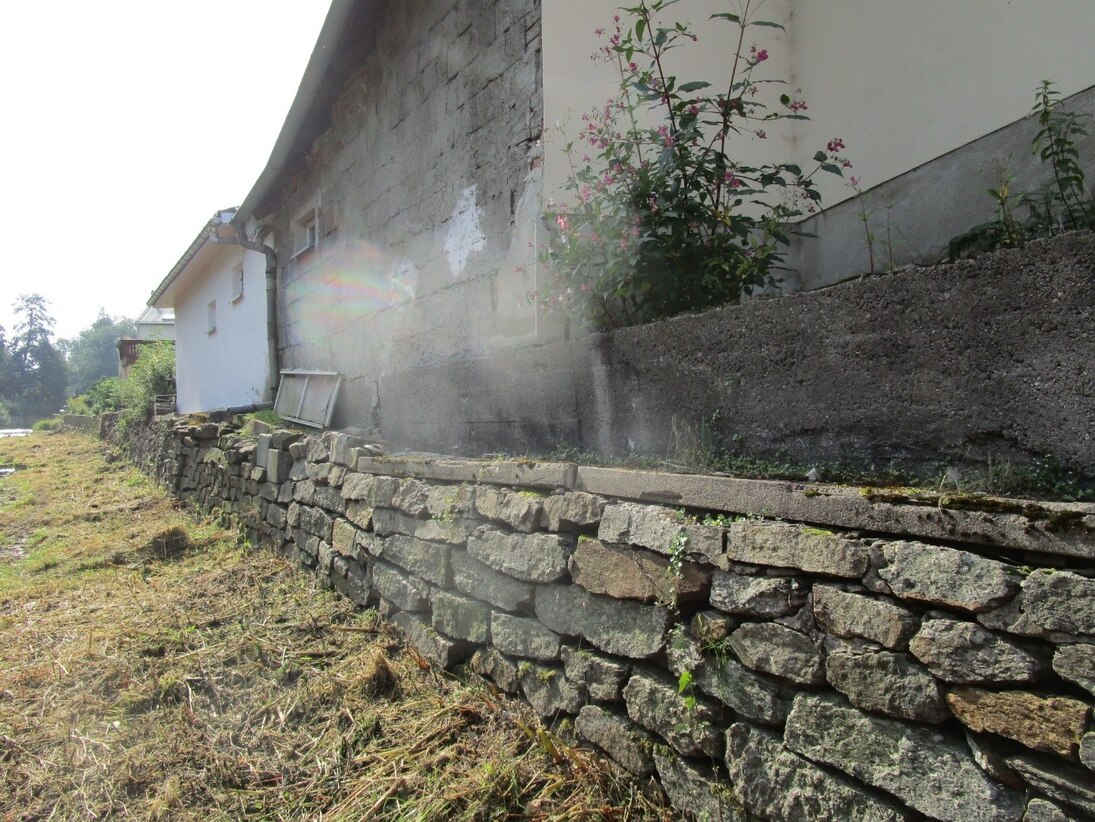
<box><xmin>0</xmin><ymin>432</ymin><xmax>671</xmax><ymax>820</ymax></box>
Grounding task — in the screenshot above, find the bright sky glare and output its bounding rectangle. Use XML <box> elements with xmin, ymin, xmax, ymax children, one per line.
<box><xmin>0</xmin><ymin>2</ymin><xmax>331</xmax><ymax>341</ymax></box>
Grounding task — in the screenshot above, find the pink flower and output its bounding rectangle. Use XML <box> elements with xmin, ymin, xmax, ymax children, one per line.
<box><xmin>723</xmin><ymin>171</ymin><xmax>742</xmax><ymax>188</ymax></box>
<box><xmin>556</xmin><ymin>214</ymin><xmax>569</xmax><ymax>231</ymax></box>
<box><xmin>628</xmin><ymin>62</ymin><xmax>638</xmax><ymax>72</ymax></box>
<box><xmin>849</xmin><ymin>175</ymin><xmax>861</xmax><ymax>187</ymax></box>
<box><xmin>657</xmin><ymin>125</ymin><xmax>673</xmax><ymax>147</ymax></box>
<box><xmin>789</xmin><ymin>99</ymin><xmax>808</xmax><ymax>112</ymax></box>
<box><xmin>688</xmin><ymin>104</ymin><xmax>700</xmax><ymax>115</ymax></box>
<box><xmin>750</xmin><ymin>46</ymin><xmax>769</xmax><ymax>62</ymax></box>
<box><xmin>595</xmin><ymin>27</ymin><xmax>605</xmax><ymax>36</ymax></box>
<box><xmin>827</xmin><ymin>138</ymin><xmax>845</xmax><ymax>153</ymax></box>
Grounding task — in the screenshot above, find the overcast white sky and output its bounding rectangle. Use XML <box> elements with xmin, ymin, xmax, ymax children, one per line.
<box><xmin>0</xmin><ymin>2</ymin><xmax>331</xmax><ymax>341</ymax></box>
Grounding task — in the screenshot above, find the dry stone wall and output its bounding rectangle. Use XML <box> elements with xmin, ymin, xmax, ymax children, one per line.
<box><xmin>118</xmin><ymin>418</ymin><xmax>1095</xmax><ymax>821</ymax></box>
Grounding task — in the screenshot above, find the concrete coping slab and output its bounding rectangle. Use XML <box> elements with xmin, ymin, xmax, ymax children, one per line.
<box><xmin>345</xmin><ymin>450</ymin><xmax>1094</xmax><ymax>560</ymax></box>
<box><xmin>575</xmin><ymin>467</ymin><xmax>1095</xmax><ymax>561</ymax></box>
<box><xmin>354</xmin><ymin>453</ymin><xmax>577</xmax><ymax>490</ymax></box>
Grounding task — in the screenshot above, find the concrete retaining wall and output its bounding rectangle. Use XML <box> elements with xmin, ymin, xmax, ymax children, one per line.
<box><xmin>116</xmin><ymin>418</ymin><xmax>1095</xmax><ymax>821</ymax></box>
<box><xmin>382</xmin><ymin>231</ymin><xmax>1095</xmax><ymax>477</ymax></box>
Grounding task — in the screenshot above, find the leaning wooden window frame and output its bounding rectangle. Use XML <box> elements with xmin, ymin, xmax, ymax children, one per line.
<box><xmin>273</xmin><ymin>369</ymin><xmax>342</xmax><ymax>428</ymax></box>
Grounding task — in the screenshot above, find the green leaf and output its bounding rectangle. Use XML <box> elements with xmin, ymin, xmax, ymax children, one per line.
<box><xmin>750</xmin><ymin>20</ymin><xmax>786</xmax><ymax>30</ymax></box>
<box><xmin>678</xmin><ymin>81</ymin><xmax>711</xmax><ymax>93</ymax></box>
<box><xmin>635</xmin><ymin>18</ymin><xmax>646</xmax><ymax>40</ymax></box>
<box><xmin>710</xmin><ymin>12</ymin><xmax>741</xmax><ymax>23</ymax></box>
<box><xmin>813</xmin><ymin>151</ymin><xmax>827</xmax><ymax>162</ymax></box>
<box><xmin>780</xmin><ymin>94</ymin><xmax>790</xmax><ymax>106</ymax></box>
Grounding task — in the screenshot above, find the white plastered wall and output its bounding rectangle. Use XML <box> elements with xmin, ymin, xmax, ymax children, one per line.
<box><xmin>543</xmin><ymin>1</ymin><xmax>1095</xmax><ymax>207</ymax></box>
<box><xmin>173</xmin><ymin>244</ymin><xmax>271</xmax><ymax>413</ymax></box>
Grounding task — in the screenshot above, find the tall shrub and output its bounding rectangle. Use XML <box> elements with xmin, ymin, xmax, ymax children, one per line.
<box><xmin>538</xmin><ymin>0</ymin><xmax>849</xmax><ymax>330</ymax></box>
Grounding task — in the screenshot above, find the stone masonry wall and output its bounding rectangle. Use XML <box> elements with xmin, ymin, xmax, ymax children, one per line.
<box><xmin>117</xmin><ymin>418</ymin><xmax>1095</xmax><ymax>821</ymax></box>
<box><xmin>266</xmin><ymin>0</ymin><xmax>544</xmax><ymax>428</ymax></box>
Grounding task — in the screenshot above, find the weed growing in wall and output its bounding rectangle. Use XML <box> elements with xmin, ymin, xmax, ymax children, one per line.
<box><xmin>536</xmin><ymin>0</ymin><xmax>848</xmax><ymax>330</ymax></box>
<box><xmin>948</xmin><ymin>80</ymin><xmax>1094</xmax><ymax>259</ymax></box>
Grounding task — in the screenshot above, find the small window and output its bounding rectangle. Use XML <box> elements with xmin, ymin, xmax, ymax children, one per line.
<box><xmin>231</xmin><ymin>263</ymin><xmax>244</xmax><ymax>303</ymax></box>
<box><xmin>207</xmin><ymin>300</ymin><xmax>216</xmax><ymax>334</ymax></box>
<box><xmin>291</xmin><ymin>209</ymin><xmax>318</xmax><ymax>259</ymax></box>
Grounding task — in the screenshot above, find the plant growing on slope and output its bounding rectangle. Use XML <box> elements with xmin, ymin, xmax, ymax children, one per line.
<box><xmin>537</xmin><ymin>0</ymin><xmax>848</xmax><ymax>330</ymax></box>
<box><xmin>948</xmin><ymin>80</ymin><xmax>1093</xmax><ymax>259</ymax></box>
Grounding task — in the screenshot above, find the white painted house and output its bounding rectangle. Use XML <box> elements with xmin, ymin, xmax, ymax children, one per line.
<box><xmin>149</xmin><ymin>211</ymin><xmax>274</xmax><ymax>414</ymax></box>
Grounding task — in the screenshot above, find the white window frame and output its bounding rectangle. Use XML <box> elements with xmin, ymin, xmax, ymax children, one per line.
<box><xmin>231</xmin><ymin>262</ymin><xmax>244</xmax><ymax>304</ymax></box>
<box><xmin>291</xmin><ymin>207</ymin><xmax>318</xmax><ymax>260</ymax></box>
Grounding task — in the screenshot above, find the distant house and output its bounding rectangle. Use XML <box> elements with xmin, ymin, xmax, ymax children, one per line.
<box><xmin>135</xmin><ymin>306</ymin><xmax>175</xmax><ymax>341</ymax></box>
<box><xmin>210</xmin><ymin>0</ymin><xmax>1092</xmax><ymax>453</ymax></box>
<box><xmin>147</xmin><ymin>210</ymin><xmax>274</xmax><ymax>414</ymax></box>
<box><xmin>116</xmin><ymin>306</ymin><xmax>176</xmax><ymax>379</ymax></box>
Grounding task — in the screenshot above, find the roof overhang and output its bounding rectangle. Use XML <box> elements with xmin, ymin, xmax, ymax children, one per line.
<box><xmin>233</xmin><ymin>0</ymin><xmax>383</xmax><ymax>226</ymax></box>
<box><xmin>149</xmin><ymin>210</ymin><xmax>239</xmax><ymax>308</ymax></box>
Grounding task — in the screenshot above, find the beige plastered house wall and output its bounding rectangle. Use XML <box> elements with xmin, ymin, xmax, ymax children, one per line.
<box><xmin>542</xmin><ymin>0</ymin><xmax>1095</xmax><ymax>211</ymax></box>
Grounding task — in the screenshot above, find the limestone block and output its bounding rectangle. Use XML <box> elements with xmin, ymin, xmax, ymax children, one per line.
<box><xmin>329</xmin><ymin>432</ymin><xmax>363</xmax><ymax>467</ymax></box>
<box><xmin>1023</xmin><ymin>798</ymin><xmax>1083</xmax><ymax>822</ymax></box>
<box><xmin>826</xmin><ymin>650</ymin><xmax>947</xmax><ymax>723</ymax></box>
<box><xmin>667</xmin><ymin>631</ymin><xmax>789</xmax><ymax>726</ymax></box>
<box><xmin>331</xmin><ymin>555</ymin><xmax>371</xmax><ymax>606</ymax></box>
<box><xmin>711</xmin><ymin>573</ymin><xmax>805</xmax><ymax>618</ymax></box>
<box><xmin>725</xmin><ymin>723</ymin><xmax>906</xmax><ymax>822</ymax></box>
<box><xmin>431</xmin><ymin>590</ymin><xmax>490</xmax><ymax>644</ymax></box>
<box><xmin>474</xmin><ymin>486</ymin><xmax>542</xmax><ymax>532</ymax></box>
<box><xmin>372</xmin><ymin>561</ymin><xmax>431</xmax><ymax>612</ymax></box>
<box><xmin>345</xmin><ymin>500</ymin><xmax>373</xmax><ymax>529</ymax></box>
<box><xmin>1081</xmin><ymin>733</ymin><xmax>1094</xmax><ymax>771</ymax></box>
<box><xmin>598</xmin><ymin>502</ymin><xmax>725</xmax><ymax>568</ymax></box>
<box><xmin>785</xmin><ymin>693</ymin><xmax>1024</xmax><ymax>822</ymax></box>
<box><xmin>1052</xmin><ymin>644</ymin><xmax>1095</xmax><ymax>699</ymax></box>
<box><xmin>299</xmin><ymin>505</ymin><xmax>334</xmax><ymax>542</ymax></box>
<box><xmin>560</xmin><ymin>646</ymin><xmax>629</xmax><ymax>702</ymax></box>
<box><xmin>491</xmin><ymin>612</ymin><xmax>560</xmax><ymax>660</ymax></box>
<box><xmin>255</xmin><ymin>433</ymin><xmax>271</xmax><ymax>468</ymax></box>
<box><xmin>575</xmin><ymin>705</ymin><xmax>656</xmax><ymax>777</ymax></box>
<box><xmin>542</xmin><ymin>492</ymin><xmax>605</xmax><ymax>531</ymax></box>
<box><xmin>469</xmin><ymin>647</ymin><xmax>521</xmax><ymax>693</ymax></box>
<box><xmin>1007</xmin><ymin>754</ymin><xmax>1095</xmax><ymax>818</ymax></box>
<box><xmin>371</xmin><ymin>534</ymin><xmax>450</xmax><ymax>587</ymax></box>
<box><xmin>373</xmin><ymin>508</ymin><xmax>473</xmax><ymax>543</ymax></box>
<box><xmin>341</xmin><ymin>473</ymin><xmax>401</xmax><ymax>506</ymax></box>
<box><xmin>467</xmin><ymin>526</ymin><xmax>572</xmax><ymax>583</ymax></box>
<box><xmin>729</xmin><ymin>623</ymin><xmax>825</xmax><ymax>685</ymax></box>
<box><xmin>946</xmin><ymin>688</ymin><xmax>1090</xmax><ymax>758</ymax></box>
<box><xmin>425</xmin><ymin>483</ymin><xmax>476</xmax><ymax>519</ymax></box>
<box><xmin>910</xmin><ymin>619</ymin><xmax>1045</xmax><ymax>684</ymax></box>
<box><xmin>267</xmin><ymin>448</ymin><xmax>292</xmax><ymax>484</ymax></box>
<box><xmin>312</xmin><ymin>484</ymin><xmax>346</xmax><ymax>515</ymax></box>
<box><xmin>519</xmin><ymin>664</ymin><xmax>584</xmax><ymax>717</ymax></box>
<box><xmin>979</xmin><ymin>571</ymin><xmax>1095</xmax><ymax>639</ymax></box>
<box><xmin>391</xmin><ymin>611</ymin><xmax>472</xmax><ymax>669</ymax></box>
<box><xmin>873</xmin><ymin>540</ymin><xmax>1019</xmax><ymax>613</ymax></box>
<box><xmin>535</xmin><ymin>584</ymin><xmax>670</xmax><ymax>659</ymax></box>
<box><xmin>450</xmin><ymin>550</ymin><xmax>534</xmax><ymax>612</ymax></box>
<box><xmin>391</xmin><ymin>478</ymin><xmax>431</xmax><ymax>517</ymax></box>
<box><xmin>623</xmin><ymin>669</ymin><xmax>723</xmax><ymax>758</ymax></box>
<box><xmin>812</xmin><ymin>584</ymin><xmax>919</xmax><ymax>649</ymax></box>
<box><xmin>653</xmin><ymin>749</ymin><xmax>743</xmax><ymax>822</ymax></box>
<box><xmin>569</xmin><ymin>539</ymin><xmax>708</xmax><ymax>604</ymax></box>
<box><xmin>332</xmin><ymin>518</ymin><xmax>358</xmax><ymax>558</ymax></box>
<box><xmin>292</xmin><ymin>479</ymin><xmax>316</xmax><ymax>506</ymax></box>
<box><xmin>727</xmin><ymin>521</ymin><xmax>870</xmax><ymax>577</ymax></box>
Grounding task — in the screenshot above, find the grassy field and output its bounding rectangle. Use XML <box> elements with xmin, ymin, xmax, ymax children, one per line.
<box><xmin>0</xmin><ymin>431</ymin><xmax>669</xmax><ymax>820</ymax></box>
